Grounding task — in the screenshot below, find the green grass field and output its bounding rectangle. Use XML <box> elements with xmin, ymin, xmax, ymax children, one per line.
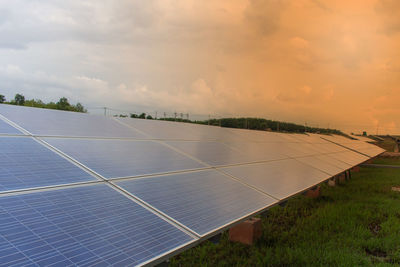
<box><xmin>372</xmin><ymin>157</ymin><xmax>400</xmax><ymax>166</ymax></box>
<box><xmin>170</xmin><ymin>159</ymin><xmax>400</xmax><ymax>266</ymax></box>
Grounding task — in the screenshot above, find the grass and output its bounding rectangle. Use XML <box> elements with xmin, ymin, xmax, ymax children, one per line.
<box><xmin>372</xmin><ymin>157</ymin><xmax>400</xmax><ymax>166</ymax></box>
<box><xmin>170</xmin><ymin>159</ymin><xmax>400</xmax><ymax>266</ymax></box>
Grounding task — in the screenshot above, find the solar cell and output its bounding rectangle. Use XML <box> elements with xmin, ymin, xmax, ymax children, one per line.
<box><xmin>0</xmin><ymin>119</ymin><xmax>22</xmax><ymax>135</ymax></box>
<box><xmin>219</xmin><ymin>159</ymin><xmax>330</xmax><ymax>200</ymax></box>
<box><xmin>0</xmin><ymin>184</ymin><xmax>194</xmax><ymax>266</ymax></box>
<box><xmin>0</xmin><ymin>104</ymin><xmax>144</xmax><ymax>138</ymax></box>
<box><xmin>0</xmin><ymin>137</ymin><xmax>96</xmax><ymax>192</ymax></box>
<box><xmin>116</xmin><ymin>170</ymin><xmax>277</xmax><ymax>236</ymax></box>
<box><xmin>42</xmin><ymin>138</ymin><xmax>206</xmax><ymax>179</ymax></box>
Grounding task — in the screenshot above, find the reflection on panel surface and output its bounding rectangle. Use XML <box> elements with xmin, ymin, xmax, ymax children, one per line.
<box><xmin>43</xmin><ymin>138</ymin><xmax>205</xmax><ymax>179</ymax></box>
<box><xmin>220</xmin><ymin>159</ymin><xmax>329</xmax><ymax>200</ymax></box>
<box><xmin>0</xmin><ymin>104</ymin><xmax>144</xmax><ymax>138</ymax></box>
<box><xmin>116</xmin><ymin>170</ymin><xmax>277</xmax><ymax>236</ymax></box>
<box><xmin>165</xmin><ymin>141</ymin><xmax>287</xmax><ymax>166</ymax></box>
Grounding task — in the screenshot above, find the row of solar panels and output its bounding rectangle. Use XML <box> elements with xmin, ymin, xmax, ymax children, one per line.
<box><xmin>0</xmin><ymin>104</ymin><xmax>385</xmax><ymax>266</ymax></box>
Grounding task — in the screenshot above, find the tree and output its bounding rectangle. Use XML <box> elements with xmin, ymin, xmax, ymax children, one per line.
<box><xmin>56</xmin><ymin>97</ymin><xmax>70</xmax><ymax>110</ymax></box>
<box><xmin>138</xmin><ymin>113</ymin><xmax>146</xmax><ymax>119</ymax></box>
<box><xmin>0</xmin><ymin>95</ymin><xmax>5</xmax><ymax>103</ymax></box>
<box><xmin>130</xmin><ymin>113</ymin><xmax>138</xmax><ymax>118</ymax></box>
<box><xmin>14</xmin><ymin>94</ymin><xmax>25</xmax><ymax>105</ymax></box>
<box><xmin>146</xmin><ymin>115</ymin><xmax>153</xmax><ymax>120</ymax></box>
<box><xmin>74</xmin><ymin>102</ymin><xmax>87</xmax><ymax>113</ymax></box>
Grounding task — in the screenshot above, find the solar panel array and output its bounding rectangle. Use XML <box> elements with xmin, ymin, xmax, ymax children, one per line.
<box><xmin>0</xmin><ymin>104</ymin><xmax>385</xmax><ymax>266</ymax></box>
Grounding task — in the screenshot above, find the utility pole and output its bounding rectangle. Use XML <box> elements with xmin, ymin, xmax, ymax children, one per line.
<box><xmin>155</xmin><ymin>111</ymin><xmax>157</xmax><ymax>120</ymax></box>
<box><xmin>164</xmin><ymin>112</ymin><xmax>166</xmax><ymax>119</ymax></box>
<box><xmin>103</xmin><ymin>107</ymin><xmax>107</xmax><ymax>116</ymax></box>
<box><xmin>174</xmin><ymin>112</ymin><xmax>177</xmax><ymax>121</ymax></box>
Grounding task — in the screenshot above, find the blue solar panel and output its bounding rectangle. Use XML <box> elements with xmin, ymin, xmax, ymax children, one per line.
<box><xmin>0</xmin><ymin>184</ymin><xmax>194</xmax><ymax>266</ymax></box>
<box><xmin>219</xmin><ymin>159</ymin><xmax>329</xmax><ymax>200</ymax></box>
<box><xmin>43</xmin><ymin>138</ymin><xmax>206</xmax><ymax>179</ymax></box>
<box><xmin>165</xmin><ymin>141</ymin><xmax>287</xmax><ymax>166</ymax></box>
<box><xmin>0</xmin><ymin>137</ymin><xmax>96</xmax><ymax>192</ymax></box>
<box><xmin>0</xmin><ymin>104</ymin><xmax>144</xmax><ymax>138</ymax></box>
<box><xmin>0</xmin><ymin>119</ymin><xmax>22</xmax><ymax>135</ymax></box>
<box><xmin>116</xmin><ymin>170</ymin><xmax>277</xmax><ymax>236</ymax></box>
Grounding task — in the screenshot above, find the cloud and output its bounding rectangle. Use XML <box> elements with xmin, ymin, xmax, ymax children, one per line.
<box><xmin>375</xmin><ymin>0</ymin><xmax>400</xmax><ymax>35</ymax></box>
<box><xmin>244</xmin><ymin>0</ymin><xmax>286</xmax><ymax>36</ymax></box>
<box><xmin>0</xmin><ymin>0</ymin><xmax>400</xmax><ymax>134</ymax></box>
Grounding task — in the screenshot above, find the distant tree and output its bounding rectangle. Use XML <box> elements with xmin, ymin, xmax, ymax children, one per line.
<box><xmin>138</xmin><ymin>113</ymin><xmax>146</xmax><ymax>119</ymax></box>
<box><xmin>0</xmin><ymin>94</ymin><xmax>5</xmax><ymax>103</ymax></box>
<box><xmin>130</xmin><ymin>113</ymin><xmax>138</xmax><ymax>118</ymax></box>
<box><xmin>56</xmin><ymin>97</ymin><xmax>70</xmax><ymax>110</ymax></box>
<box><xmin>146</xmin><ymin>115</ymin><xmax>153</xmax><ymax>120</ymax></box>
<box><xmin>14</xmin><ymin>94</ymin><xmax>25</xmax><ymax>105</ymax></box>
<box><xmin>74</xmin><ymin>102</ymin><xmax>87</xmax><ymax>113</ymax></box>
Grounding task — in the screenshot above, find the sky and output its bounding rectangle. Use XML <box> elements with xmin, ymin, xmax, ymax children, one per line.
<box><xmin>0</xmin><ymin>0</ymin><xmax>399</xmax><ymax>134</ymax></box>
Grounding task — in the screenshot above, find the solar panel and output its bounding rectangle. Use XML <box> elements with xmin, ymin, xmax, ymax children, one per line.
<box><xmin>0</xmin><ymin>184</ymin><xmax>194</xmax><ymax>266</ymax></box>
<box><xmin>116</xmin><ymin>170</ymin><xmax>277</xmax><ymax>236</ymax></box>
<box><xmin>228</xmin><ymin>128</ymin><xmax>290</xmax><ymax>142</ymax></box>
<box><xmin>42</xmin><ymin>138</ymin><xmax>206</xmax><ymax>179</ymax></box>
<box><xmin>224</xmin><ymin>141</ymin><xmax>312</xmax><ymax>160</ymax></box>
<box><xmin>0</xmin><ymin>119</ymin><xmax>22</xmax><ymax>135</ymax></box>
<box><xmin>328</xmin><ymin>151</ymin><xmax>369</xmax><ymax>166</ymax></box>
<box><xmin>294</xmin><ymin>156</ymin><xmax>345</xmax><ymax>176</ymax></box>
<box><xmin>321</xmin><ymin>135</ymin><xmax>384</xmax><ymax>157</ymax></box>
<box><xmin>314</xmin><ymin>154</ymin><xmax>352</xmax><ymax>169</ymax></box>
<box><xmin>117</xmin><ymin>117</ymin><xmax>245</xmax><ymax>142</ymax></box>
<box><xmin>0</xmin><ymin>104</ymin><xmax>144</xmax><ymax>138</ymax></box>
<box><xmin>0</xmin><ymin>137</ymin><xmax>96</xmax><ymax>192</ymax></box>
<box><xmin>164</xmin><ymin>141</ymin><xmax>287</xmax><ymax>166</ymax></box>
<box><xmin>219</xmin><ymin>159</ymin><xmax>330</xmax><ymax>200</ymax></box>
<box><xmin>329</xmin><ymin>151</ymin><xmax>369</xmax><ymax>166</ymax></box>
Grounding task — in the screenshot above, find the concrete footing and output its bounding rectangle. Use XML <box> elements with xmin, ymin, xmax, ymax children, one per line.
<box><xmin>328</xmin><ymin>177</ymin><xmax>337</xmax><ymax>187</ymax></box>
<box><xmin>351</xmin><ymin>166</ymin><xmax>360</xmax><ymax>172</ymax></box>
<box><xmin>229</xmin><ymin>218</ymin><xmax>262</xmax><ymax>245</ymax></box>
<box><xmin>305</xmin><ymin>185</ymin><xmax>321</xmax><ymax>198</ymax></box>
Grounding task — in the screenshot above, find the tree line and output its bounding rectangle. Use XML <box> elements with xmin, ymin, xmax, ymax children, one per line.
<box><xmin>116</xmin><ymin>113</ymin><xmax>342</xmax><ymax>135</ymax></box>
<box><xmin>0</xmin><ymin>93</ymin><xmax>341</xmax><ymax>135</ymax></box>
<box><xmin>0</xmin><ymin>93</ymin><xmax>86</xmax><ymax>113</ymax></box>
